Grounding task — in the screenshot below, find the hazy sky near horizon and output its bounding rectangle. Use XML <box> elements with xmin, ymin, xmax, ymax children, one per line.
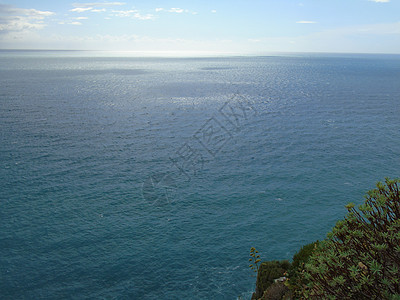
<box><xmin>0</xmin><ymin>0</ymin><xmax>399</xmax><ymax>54</ymax></box>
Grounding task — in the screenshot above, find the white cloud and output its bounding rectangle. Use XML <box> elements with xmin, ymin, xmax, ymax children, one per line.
<box><xmin>70</xmin><ymin>7</ymin><xmax>92</xmax><ymax>13</ymax></box>
<box><xmin>296</xmin><ymin>20</ymin><xmax>317</xmax><ymax>24</ymax></box>
<box><xmin>70</xmin><ymin>2</ymin><xmax>124</xmax><ymax>13</ymax></box>
<box><xmin>70</xmin><ymin>7</ymin><xmax>107</xmax><ymax>13</ymax></box>
<box><xmin>72</xmin><ymin>2</ymin><xmax>125</xmax><ymax>8</ymax></box>
<box><xmin>211</xmin><ymin>10</ymin><xmax>217</xmax><ymax>13</ymax></box>
<box><xmin>0</xmin><ymin>17</ymin><xmax>45</xmax><ymax>31</ymax></box>
<box><xmin>162</xmin><ymin>7</ymin><xmax>196</xmax><ymax>14</ymax></box>
<box><xmin>168</xmin><ymin>8</ymin><xmax>184</xmax><ymax>13</ymax></box>
<box><xmin>0</xmin><ymin>4</ymin><xmax>54</xmax><ymax>19</ymax></box>
<box><xmin>111</xmin><ymin>9</ymin><xmax>138</xmax><ymax>17</ymax></box>
<box><xmin>134</xmin><ymin>13</ymin><xmax>155</xmax><ymax>20</ymax></box>
<box><xmin>58</xmin><ymin>20</ymin><xmax>83</xmax><ymax>25</ymax></box>
<box><xmin>58</xmin><ymin>16</ymin><xmax>88</xmax><ymax>26</ymax></box>
<box><xmin>0</xmin><ymin>4</ymin><xmax>54</xmax><ymax>34</ymax></box>
<box><xmin>155</xmin><ymin>8</ymin><xmax>164</xmax><ymax>12</ymax></box>
<box><xmin>369</xmin><ymin>0</ymin><xmax>390</xmax><ymax>2</ymax></box>
<box><xmin>111</xmin><ymin>10</ymin><xmax>155</xmax><ymax>20</ymax></box>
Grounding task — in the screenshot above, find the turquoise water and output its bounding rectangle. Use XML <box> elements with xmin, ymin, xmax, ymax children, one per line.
<box><xmin>1</xmin><ymin>51</ymin><xmax>399</xmax><ymax>299</ymax></box>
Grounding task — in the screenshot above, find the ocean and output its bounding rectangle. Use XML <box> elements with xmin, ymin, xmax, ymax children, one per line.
<box><xmin>1</xmin><ymin>50</ymin><xmax>399</xmax><ymax>299</ymax></box>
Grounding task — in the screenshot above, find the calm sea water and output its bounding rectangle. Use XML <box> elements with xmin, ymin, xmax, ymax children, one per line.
<box><xmin>1</xmin><ymin>50</ymin><xmax>399</xmax><ymax>299</ymax></box>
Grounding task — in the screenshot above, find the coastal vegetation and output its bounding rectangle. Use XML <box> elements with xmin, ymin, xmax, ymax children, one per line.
<box><xmin>251</xmin><ymin>178</ymin><xmax>400</xmax><ymax>299</ymax></box>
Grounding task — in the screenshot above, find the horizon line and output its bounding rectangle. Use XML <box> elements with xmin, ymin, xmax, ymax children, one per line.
<box><xmin>1</xmin><ymin>49</ymin><xmax>400</xmax><ymax>57</ymax></box>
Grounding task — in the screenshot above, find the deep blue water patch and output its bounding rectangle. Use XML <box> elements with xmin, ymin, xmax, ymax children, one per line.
<box><xmin>1</xmin><ymin>51</ymin><xmax>399</xmax><ymax>299</ymax></box>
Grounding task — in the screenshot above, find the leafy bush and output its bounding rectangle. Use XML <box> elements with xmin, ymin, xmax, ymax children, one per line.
<box><xmin>286</xmin><ymin>241</ymin><xmax>319</xmax><ymax>297</ymax></box>
<box><xmin>253</xmin><ymin>260</ymin><xmax>291</xmax><ymax>299</ymax></box>
<box><xmin>261</xmin><ymin>281</ymin><xmax>290</xmax><ymax>300</ymax></box>
<box><xmin>299</xmin><ymin>178</ymin><xmax>400</xmax><ymax>299</ymax></box>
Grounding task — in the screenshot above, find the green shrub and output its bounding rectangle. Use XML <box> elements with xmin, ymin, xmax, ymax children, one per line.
<box><xmin>254</xmin><ymin>260</ymin><xmax>291</xmax><ymax>299</ymax></box>
<box><xmin>261</xmin><ymin>281</ymin><xmax>290</xmax><ymax>300</ymax></box>
<box><xmin>286</xmin><ymin>241</ymin><xmax>319</xmax><ymax>297</ymax></box>
<box><xmin>299</xmin><ymin>178</ymin><xmax>400</xmax><ymax>299</ymax></box>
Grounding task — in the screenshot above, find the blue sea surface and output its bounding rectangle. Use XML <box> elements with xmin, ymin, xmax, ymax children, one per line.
<box><xmin>1</xmin><ymin>50</ymin><xmax>399</xmax><ymax>299</ymax></box>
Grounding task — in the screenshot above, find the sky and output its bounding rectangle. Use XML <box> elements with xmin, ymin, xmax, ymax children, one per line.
<box><xmin>0</xmin><ymin>0</ymin><xmax>399</xmax><ymax>55</ymax></box>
